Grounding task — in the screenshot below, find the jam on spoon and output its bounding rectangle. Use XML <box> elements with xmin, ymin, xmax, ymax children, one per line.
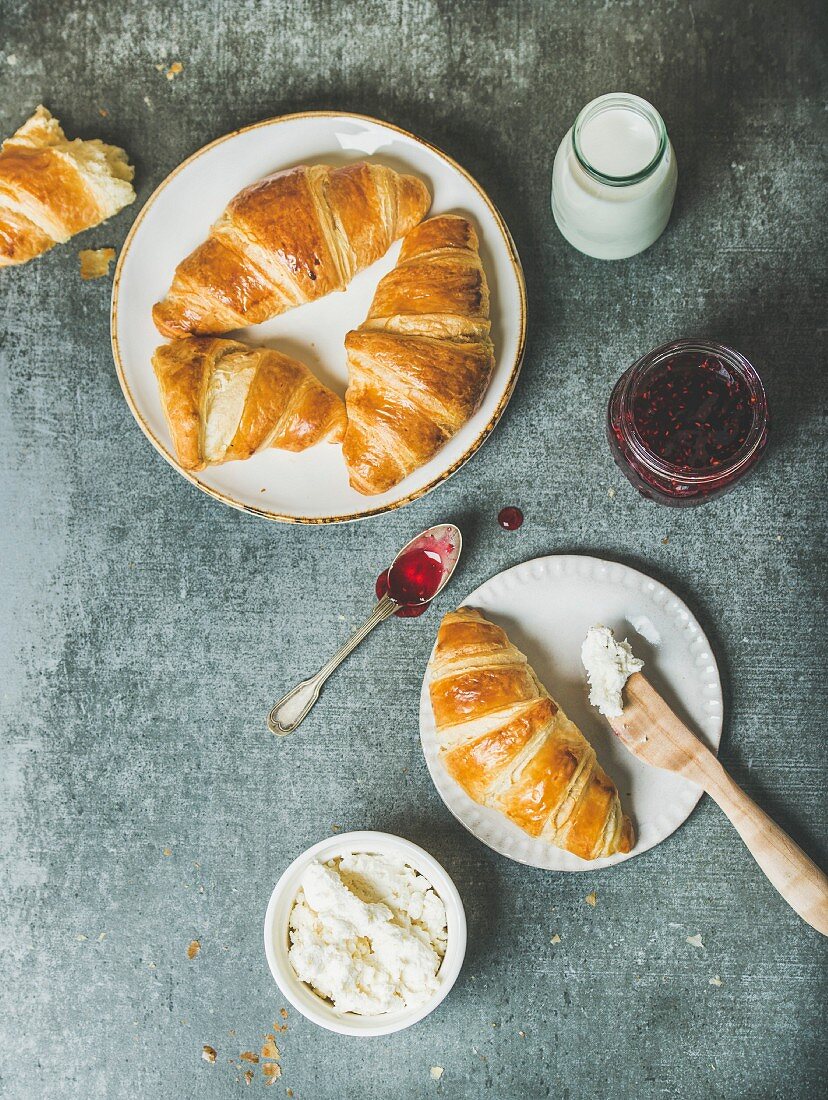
<box><xmin>267</xmin><ymin>524</ymin><xmax>462</xmax><ymax>735</ymax></box>
<box><xmin>375</xmin><ymin>533</ymin><xmax>457</xmax><ymax>617</ymax></box>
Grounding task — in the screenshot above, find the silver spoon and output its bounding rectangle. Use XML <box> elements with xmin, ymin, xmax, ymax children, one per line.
<box><xmin>267</xmin><ymin>523</ymin><xmax>462</xmax><ymax>736</ymax></box>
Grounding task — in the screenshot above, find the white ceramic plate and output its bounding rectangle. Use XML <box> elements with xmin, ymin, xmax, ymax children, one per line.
<box><xmin>111</xmin><ymin>111</ymin><xmax>526</xmax><ymax>523</ymax></box>
<box><xmin>419</xmin><ymin>555</ymin><xmax>723</xmax><ymax>871</ymax></box>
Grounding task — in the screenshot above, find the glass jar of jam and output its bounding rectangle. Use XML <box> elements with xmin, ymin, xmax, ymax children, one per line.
<box><xmin>607</xmin><ymin>340</ymin><xmax>769</xmax><ymax>506</ymax></box>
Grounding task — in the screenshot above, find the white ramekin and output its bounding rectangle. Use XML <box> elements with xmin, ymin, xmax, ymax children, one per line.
<box><xmin>263</xmin><ymin>831</ymin><xmax>467</xmax><ymax>1036</ymax></box>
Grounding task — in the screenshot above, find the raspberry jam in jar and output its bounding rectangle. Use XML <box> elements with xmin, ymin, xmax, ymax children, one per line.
<box><xmin>607</xmin><ymin>340</ymin><xmax>769</xmax><ymax>506</ymax></box>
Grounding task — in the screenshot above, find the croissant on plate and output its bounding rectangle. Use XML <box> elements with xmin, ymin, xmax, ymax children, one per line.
<box><xmin>428</xmin><ymin>608</ymin><xmax>634</xmax><ymax>860</ymax></box>
<box><xmin>152</xmin><ymin>162</ymin><xmax>431</xmax><ymax>338</ymax></box>
<box><xmin>343</xmin><ymin>214</ymin><xmax>495</xmax><ymax>495</ymax></box>
<box><xmin>0</xmin><ymin>105</ymin><xmax>135</xmax><ymax>267</ymax></box>
<box><xmin>152</xmin><ymin>337</ymin><xmax>346</xmax><ymax>471</ymax></box>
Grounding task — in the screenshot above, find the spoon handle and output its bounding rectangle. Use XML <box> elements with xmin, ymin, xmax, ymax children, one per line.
<box><xmin>267</xmin><ymin>594</ymin><xmax>398</xmax><ymax>736</ymax></box>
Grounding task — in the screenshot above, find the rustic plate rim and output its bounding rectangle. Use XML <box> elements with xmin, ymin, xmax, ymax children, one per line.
<box><xmin>110</xmin><ymin>109</ymin><xmax>527</xmax><ymax>524</ymax></box>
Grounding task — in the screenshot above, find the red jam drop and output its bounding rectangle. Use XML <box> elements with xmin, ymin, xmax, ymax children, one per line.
<box><xmin>498</xmin><ymin>506</ymin><xmax>524</xmax><ymax>530</ymax></box>
<box><xmin>376</xmin><ymin>546</ymin><xmax>445</xmax><ymax>617</ymax></box>
<box><xmin>375</xmin><ymin>569</ymin><xmax>429</xmax><ymax>616</ymax></box>
<box><xmin>388</xmin><ymin>547</ymin><xmax>444</xmax><ymax>603</ymax></box>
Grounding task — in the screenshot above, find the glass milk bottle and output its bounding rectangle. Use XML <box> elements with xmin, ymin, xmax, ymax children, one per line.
<box><xmin>551</xmin><ymin>93</ymin><xmax>677</xmax><ymax>260</ymax></box>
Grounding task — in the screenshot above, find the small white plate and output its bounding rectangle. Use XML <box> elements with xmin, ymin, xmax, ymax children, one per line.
<box><xmin>111</xmin><ymin>111</ymin><xmax>526</xmax><ymax>523</ymax></box>
<box><xmin>419</xmin><ymin>555</ymin><xmax>723</xmax><ymax>871</ymax></box>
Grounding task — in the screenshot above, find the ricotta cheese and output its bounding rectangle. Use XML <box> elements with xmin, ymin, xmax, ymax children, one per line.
<box><xmin>581</xmin><ymin>624</ymin><xmax>644</xmax><ymax>717</ymax></box>
<box><xmin>288</xmin><ymin>853</ymin><xmax>447</xmax><ymax>1015</ymax></box>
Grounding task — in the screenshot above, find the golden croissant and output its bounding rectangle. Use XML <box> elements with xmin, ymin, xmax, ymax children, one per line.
<box><xmin>428</xmin><ymin>608</ymin><xmax>634</xmax><ymax>860</ymax></box>
<box><xmin>0</xmin><ymin>105</ymin><xmax>135</xmax><ymax>267</ymax></box>
<box><xmin>343</xmin><ymin>214</ymin><xmax>495</xmax><ymax>495</ymax></box>
<box><xmin>152</xmin><ymin>162</ymin><xmax>431</xmax><ymax>338</ymax></box>
<box><xmin>152</xmin><ymin>337</ymin><xmax>346</xmax><ymax>471</ymax></box>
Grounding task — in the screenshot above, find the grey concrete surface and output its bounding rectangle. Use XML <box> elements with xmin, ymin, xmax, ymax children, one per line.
<box><xmin>1</xmin><ymin>1</ymin><xmax>826</xmax><ymax>1097</ymax></box>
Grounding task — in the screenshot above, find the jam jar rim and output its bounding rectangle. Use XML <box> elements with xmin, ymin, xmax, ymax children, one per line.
<box><xmin>617</xmin><ymin>339</ymin><xmax>769</xmax><ymax>483</ymax></box>
<box><xmin>572</xmin><ymin>92</ymin><xmax>668</xmax><ymax>188</ymax></box>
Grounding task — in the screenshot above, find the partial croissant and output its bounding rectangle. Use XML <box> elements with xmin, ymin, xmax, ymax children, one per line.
<box><xmin>428</xmin><ymin>608</ymin><xmax>634</xmax><ymax>860</ymax></box>
<box><xmin>152</xmin><ymin>337</ymin><xmax>346</xmax><ymax>471</ymax></box>
<box><xmin>152</xmin><ymin>162</ymin><xmax>430</xmax><ymax>338</ymax></box>
<box><xmin>0</xmin><ymin>105</ymin><xmax>135</xmax><ymax>267</ymax></box>
<box><xmin>343</xmin><ymin>214</ymin><xmax>495</xmax><ymax>495</ymax></box>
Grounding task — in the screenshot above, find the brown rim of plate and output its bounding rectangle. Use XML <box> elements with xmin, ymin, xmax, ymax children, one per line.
<box><xmin>110</xmin><ymin>110</ymin><xmax>528</xmax><ymax>524</ymax></box>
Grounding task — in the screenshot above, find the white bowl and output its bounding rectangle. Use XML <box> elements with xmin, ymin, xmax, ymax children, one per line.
<box><xmin>263</xmin><ymin>831</ymin><xmax>467</xmax><ymax>1036</ymax></box>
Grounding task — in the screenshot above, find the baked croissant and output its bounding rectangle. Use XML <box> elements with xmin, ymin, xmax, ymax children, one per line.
<box><xmin>343</xmin><ymin>214</ymin><xmax>495</xmax><ymax>495</ymax></box>
<box><xmin>428</xmin><ymin>608</ymin><xmax>634</xmax><ymax>860</ymax></box>
<box><xmin>0</xmin><ymin>105</ymin><xmax>135</xmax><ymax>267</ymax></box>
<box><xmin>152</xmin><ymin>162</ymin><xmax>430</xmax><ymax>338</ymax></box>
<box><xmin>152</xmin><ymin>337</ymin><xmax>346</xmax><ymax>471</ymax></box>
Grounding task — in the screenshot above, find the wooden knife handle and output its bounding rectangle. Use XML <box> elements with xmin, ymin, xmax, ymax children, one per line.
<box><xmin>683</xmin><ymin>748</ymin><xmax>828</xmax><ymax>936</ymax></box>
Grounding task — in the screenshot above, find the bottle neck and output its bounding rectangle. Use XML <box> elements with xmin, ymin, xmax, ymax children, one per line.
<box><xmin>572</xmin><ymin>93</ymin><xmax>668</xmax><ymax>188</ymax></box>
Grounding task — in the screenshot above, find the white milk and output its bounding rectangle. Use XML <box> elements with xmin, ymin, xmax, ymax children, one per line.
<box><xmin>551</xmin><ymin>93</ymin><xmax>677</xmax><ymax>260</ymax></box>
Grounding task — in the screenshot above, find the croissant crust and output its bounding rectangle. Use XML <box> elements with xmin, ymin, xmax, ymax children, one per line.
<box><xmin>342</xmin><ymin>214</ymin><xmax>495</xmax><ymax>495</ymax></box>
<box><xmin>428</xmin><ymin>607</ymin><xmax>634</xmax><ymax>861</ymax></box>
<box><xmin>152</xmin><ymin>337</ymin><xmax>346</xmax><ymax>471</ymax></box>
<box><xmin>152</xmin><ymin>161</ymin><xmax>430</xmax><ymax>338</ymax></box>
<box><xmin>0</xmin><ymin>105</ymin><xmax>135</xmax><ymax>267</ymax></box>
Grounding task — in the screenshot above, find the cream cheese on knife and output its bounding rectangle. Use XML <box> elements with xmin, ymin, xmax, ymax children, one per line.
<box><xmin>581</xmin><ymin>625</ymin><xmax>644</xmax><ymax>717</ymax></box>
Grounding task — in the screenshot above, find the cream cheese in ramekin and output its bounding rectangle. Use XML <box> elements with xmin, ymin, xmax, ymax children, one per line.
<box><xmin>288</xmin><ymin>853</ymin><xmax>448</xmax><ymax>1016</ymax></box>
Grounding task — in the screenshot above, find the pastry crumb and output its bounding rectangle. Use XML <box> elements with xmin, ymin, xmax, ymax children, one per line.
<box><xmin>550</xmin><ymin>934</ymin><xmax>561</xmax><ymax>944</ymax></box>
<box><xmin>661</xmin><ymin>536</ymin><xmax>670</xmax><ymax>545</ymax></box>
<box><xmin>607</xmin><ymin>487</ymin><xmax>616</xmax><ymax>498</ymax></box>
<box><xmin>76</xmin><ymin>934</ymin><xmax>87</xmax><ymax>942</ymax></box>
<box><xmin>280</xmin><ymin>1008</ymin><xmax>288</xmax><ymax>1019</ymax></box>
<box><xmin>686</xmin><ymin>933</ymin><xmax>704</xmax><ymax>948</ymax></box>
<box><xmin>243</xmin><ymin>1068</ymin><xmax>254</xmax><ymax>1085</ymax></box>
<box><xmin>430</xmin><ymin>1066</ymin><xmax>444</xmax><ymax>1080</ymax></box>
<box><xmin>240</xmin><ymin>1052</ymin><xmax>258</xmax><ymax>1064</ymax></box>
<box><xmin>709</xmin><ymin>975</ymin><xmax>723</xmax><ymax>986</ymax></box>
<box><xmin>187</xmin><ymin>940</ymin><xmax>200</xmax><ymax>959</ymax></box>
<box><xmin>518</xmin><ymin>1030</ymin><xmax>525</xmax><ymax>1038</ymax></box>
<box><xmin>79</xmin><ymin>248</ymin><xmax>116</xmax><ymax>280</ymax></box>
<box><xmin>98</xmin><ymin>932</ymin><xmax>107</xmax><ymax>942</ymax></box>
<box><xmin>585</xmin><ymin>892</ymin><xmax>597</xmax><ymax>908</ymax></box>
<box><xmin>162</xmin><ymin>847</ymin><xmax>173</xmax><ymax>857</ymax></box>
<box><xmin>261</xmin><ymin>1036</ymin><xmax>280</xmax><ymax>1059</ymax></box>
<box><xmin>166</xmin><ymin>61</ymin><xmax>184</xmax><ymax>80</ymax></box>
<box><xmin>262</xmin><ymin>1062</ymin><xmax>281</xmax><ymax>1083</ymax></box>
<box><xmin>202</xmin><ymin>1045</ymin><xmax>217</xmax><ymax>1064</ymax></box>
<box><xmin>98</xmin><ymin>107</ymin><xmax>109</xmax><ymax>117</ymax></box>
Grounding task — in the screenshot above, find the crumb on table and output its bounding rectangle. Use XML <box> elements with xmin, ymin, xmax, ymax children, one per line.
<box><xmin>79</xmin><ymin>248</ymin><xmax>116</xmax><ymax>280</ymax></box>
